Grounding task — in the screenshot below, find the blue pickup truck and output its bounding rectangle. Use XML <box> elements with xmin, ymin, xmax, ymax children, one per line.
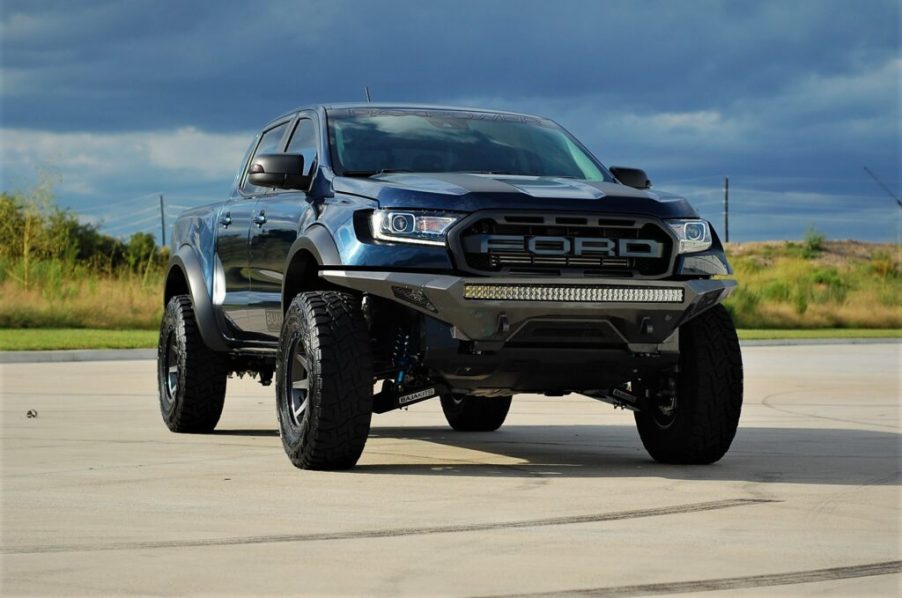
<box><xmin>157</xmin><ymin>104</ymin><xmax>743</xmax><ymax>470</ymax></box>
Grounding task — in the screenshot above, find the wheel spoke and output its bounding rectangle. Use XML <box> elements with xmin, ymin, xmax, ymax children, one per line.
<box><xmin>287</xmin><ymin>343</ymin><xmax>310</xmax><ymax>425</ymax></box>
<box><xmin>166</xmin><ymin>364</ymin><xmax>179</xmax><ymax>396</ymax></box>
<box><xmin>292</xmin><ymin>397</ymin><xmax>309</xmax><ymax>419</ymax></box>
<box><xmin>163</xmin><ymin>333</ymin><xmax>181</xmax><ymax>401</ymax></box>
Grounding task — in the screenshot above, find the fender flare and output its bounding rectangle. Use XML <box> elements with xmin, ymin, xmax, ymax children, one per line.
<box><xmin>284</xmin><ymin>224</ymin><xmax>341</xmax><ymax>268</ymax></box>
<box><xmin>166</xmin><ymin>247</ymin><xmax>230</xmax><ymax>352</ymax></box>
<box><xmin>280</xmin><ymin>225</ymin><xmax>342</xmax><ymax>310</ymax></box>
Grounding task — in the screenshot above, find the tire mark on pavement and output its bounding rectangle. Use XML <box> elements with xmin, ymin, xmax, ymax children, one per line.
<box><xmin>486</xmin><ymin>560</ymin><xmax>902</xmax><ymax>597</ymax></box>
<box><xmin>2</xmin><ymin>498</ymin><xmax>775</xmax><ymax>555</ymax></box>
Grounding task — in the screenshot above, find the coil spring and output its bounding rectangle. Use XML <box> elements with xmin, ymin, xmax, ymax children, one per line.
<box><xmin>392</xmin><ymin>330</ymin><xmax>412</xmax><ymax>384</ymax></box>
<box><xmin>392</xmin><ymin>330</ymin><xmax>411</xmax><ymax>367</ymax></box>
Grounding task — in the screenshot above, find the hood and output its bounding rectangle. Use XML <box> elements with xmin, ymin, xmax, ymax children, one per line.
<box><xmin>332</xmin><ymin>172</ymin><xmax>698</xmax><ymax>218</ymax></box>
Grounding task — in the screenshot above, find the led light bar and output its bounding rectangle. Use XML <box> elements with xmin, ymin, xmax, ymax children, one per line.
<box><xmin>463</xmin><ymin>284</ymin><xmax>684</xmax><ymax>303</ymax></box>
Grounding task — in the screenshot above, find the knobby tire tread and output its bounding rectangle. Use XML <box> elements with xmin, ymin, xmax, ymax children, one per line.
<box><xmin>158</xmin><ymin>295</ymin><xmax>227</xmax><ymax>433</ymax></box>
<box><xmin>277</xmin><ymin>291</ymin><xmax>373</xmax><ymax>470</ymax></box>
<box><xmin>635</xmin><ymin>304</ymin><xmax>743</xmax><ymax>464</ymax></box>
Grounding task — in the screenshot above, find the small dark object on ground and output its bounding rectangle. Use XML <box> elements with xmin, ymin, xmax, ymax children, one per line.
<box><xmin>26</xmin><ymin>409</ymin><xmax>38</xmax><ymax>418</ymax></box>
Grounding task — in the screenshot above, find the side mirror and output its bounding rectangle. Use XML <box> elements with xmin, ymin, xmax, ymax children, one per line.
<box><xmin>248</xmin><ymin>154</ymin><xmax>310</xmax><ymax>190</ymax></box>
<box><xmin>609</xmin><ymin>166</ymin><xmax>651</xmax><ymax>190</ymax></box>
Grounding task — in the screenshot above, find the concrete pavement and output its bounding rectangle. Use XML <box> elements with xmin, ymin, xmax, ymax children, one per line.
<box><xmin>1</xmin><ymin>344</ymin><xmax>899</xmax><ymax>595</ymax></box>
<box><xmin>1</xmin><ymin>338</ymin><xmax>898</xmax><ymax>364</ymax></box>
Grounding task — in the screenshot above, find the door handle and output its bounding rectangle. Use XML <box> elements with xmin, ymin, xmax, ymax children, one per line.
<box><xmin>253</xmin><ymin>212</ymin><xmax>267</xmax><ymax>227</ymax></box>
<box><xmin>219</xmin><ymin>213</ymin><xmax>232</xmax><ymax>227</ymax></box>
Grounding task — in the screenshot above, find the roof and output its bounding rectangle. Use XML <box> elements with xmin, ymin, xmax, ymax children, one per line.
<box><xmin>270</xmin><ymin>102</ymin><xmax>548</xmax><ymax>123</ymax></box>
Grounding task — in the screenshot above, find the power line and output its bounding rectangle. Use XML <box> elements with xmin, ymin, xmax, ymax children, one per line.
<box><xmin>97</xmin><ymin>192</ymin><xmax>161</xmax><ymax>208</ymax></box>
<box><xmin>76</xmin><ymin>203</ymin><xmax>159</xmax><ymax>217</ymax></box>
<box><xmin>863</xmin><ymin>166</ymin><xmax>902</xmax><ymax>209</ymax></box>
<box><xmin>103</xmin><ymin>213</ymin><xmax>160</xmax><ymax>232</ymax></box>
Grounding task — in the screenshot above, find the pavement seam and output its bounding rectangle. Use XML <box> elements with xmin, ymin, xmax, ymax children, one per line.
<box><xmin>1</xmin><ymin>498</ymin><xmax>776</xmax><ymax>555</ymax></box>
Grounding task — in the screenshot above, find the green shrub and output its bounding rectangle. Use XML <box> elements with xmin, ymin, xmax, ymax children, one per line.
<box><xmin>808</xmin><ymin>266</ymin><xmax>848</xmax><ymax>303</ymax></box>
<box><xmin>760</xmin><ymin>280</ymin><xmax>792</xmax><ymax>302</ymax></box>
<box><xmin>802</xmin><ymin>226</ymin><xmax>826</xmax><ymax>259</ymax></box>
<box><xmin>783</xmin><ymin>241</ymin><xmax>806</xmax><ymax>259</ymax></box>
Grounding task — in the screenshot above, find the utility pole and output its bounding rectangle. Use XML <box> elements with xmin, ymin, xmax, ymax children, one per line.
<box><xmin>159</xmin><ymin>194</ymin><xmax>166</xmax><ymax>247</ymax></box>
<box><xmin>723</xmin><ymin>176</ymin><xmax>730</xmax><ymax>242</ymax></box>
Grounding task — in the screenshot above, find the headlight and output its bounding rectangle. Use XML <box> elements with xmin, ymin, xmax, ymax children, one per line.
<box><xmin>371</xmin><ymin>210</ymin><xmax>460</xmax><ymax>246</ymax></box>
<box><xmin>667</xmin><ymin>219</ymin><xmax>712</xmax><ymax>254</ymax></box>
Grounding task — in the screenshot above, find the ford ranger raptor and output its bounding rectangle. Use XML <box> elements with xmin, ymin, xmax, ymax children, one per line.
<box><xmin>157</xmin><ymin>104</ymin><xmax>742</xmax><ymax>470</ymax></box>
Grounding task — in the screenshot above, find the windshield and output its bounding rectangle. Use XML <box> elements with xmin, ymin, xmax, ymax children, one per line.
<box><xmin>327</xmin><ymin>108</ymin><xmax>610</xmax><ymax>180</ymax></box>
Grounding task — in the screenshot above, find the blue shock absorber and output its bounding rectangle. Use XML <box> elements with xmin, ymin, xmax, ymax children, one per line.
<box><xmin>392</xmin><ymin>331</ymin><xmax>411</xmax><ymax>385</ymax></box>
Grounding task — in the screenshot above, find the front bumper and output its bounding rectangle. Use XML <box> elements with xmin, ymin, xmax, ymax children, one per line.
<box><xmin>321</xmin><ymin>270</ymin><xmax>735</xmax><ymax>350</ymax></box>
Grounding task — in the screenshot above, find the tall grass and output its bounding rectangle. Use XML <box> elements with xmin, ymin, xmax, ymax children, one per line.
<box><xmin>723</xmin><ymin>240</ymin><xmax>901</xmax><ymax>328</ymax></box>
<box><xmin>0</xmin><ymin>186</ymin><xmax>166</xmax><ymax>329</ymax></box>
<box><xmin>0</xmin><ymin>258</ymin><xmax>163</xmax><ymax>328</ymax></box>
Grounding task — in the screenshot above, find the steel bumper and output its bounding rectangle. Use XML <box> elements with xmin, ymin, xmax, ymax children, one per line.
<box><xmin>321</xmin><ymin>270</ymin><xmax>735</xmax><ymax>349</ymax></box>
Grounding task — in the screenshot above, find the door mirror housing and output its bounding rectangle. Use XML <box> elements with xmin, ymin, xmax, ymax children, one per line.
<box><xmin>247</xmin><ymin>154</ymin><xmax>310</xmax><ymax>190</ymax></box>
<box><xmin>609</xmin><ymin>166</ymin><xmax>651</xmax><ymax>190</ymax></box>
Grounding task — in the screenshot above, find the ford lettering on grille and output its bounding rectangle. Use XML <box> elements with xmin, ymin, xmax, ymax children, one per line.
<box><xmin>467</xmin><ymin>235</ymin><xmax>664</xmax><ymax>258</ymax></box>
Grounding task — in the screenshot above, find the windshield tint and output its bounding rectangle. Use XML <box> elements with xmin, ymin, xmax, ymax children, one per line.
<box><xmin>327</xmin><ymin>109</ymin><xmax>610</xmax><ymax>180</ymax></box>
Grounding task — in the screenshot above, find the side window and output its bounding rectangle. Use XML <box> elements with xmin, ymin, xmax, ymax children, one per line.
<box><xmin>286</xmin><ymin>118</ymin><xmax>317</xmax><ymax>177</ymax></box>
<box><xmin>242</xmin><ymin>122</ymin><xmax>289</xmax><ymax>194</ymax></box>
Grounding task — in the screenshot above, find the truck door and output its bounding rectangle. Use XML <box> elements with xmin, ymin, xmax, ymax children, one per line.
<box><xmin>214</xmin><ymin>120</ymin><xmax>290</xmax><ymax>336</ymax></box>
<box><xmin>246</xmin><ymin>115</ymin><xmax>319</xmax><ymax>338</ymax></box>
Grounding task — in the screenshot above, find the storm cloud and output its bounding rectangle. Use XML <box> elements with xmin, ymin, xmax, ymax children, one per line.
<box><xmin>1</xmin><ymin>0</ymin><xmax>899</xmax><ymax>241</ymax></box>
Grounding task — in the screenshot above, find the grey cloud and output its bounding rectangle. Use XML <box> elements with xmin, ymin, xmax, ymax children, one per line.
<box><xmin>2</xmin><ymin>0</ymin><xmax>898</xmax><ymax>131</ymax></box>
<box><xmin>1</xmin><ymin>0</ymin><xmax>898</xmax><ymax>242</ymax></box>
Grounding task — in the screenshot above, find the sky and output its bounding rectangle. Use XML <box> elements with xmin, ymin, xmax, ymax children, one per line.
<box><xmin>1</xmin><ymin>0</ymin><xmax>899</xmax><ymax>243</ymax></box>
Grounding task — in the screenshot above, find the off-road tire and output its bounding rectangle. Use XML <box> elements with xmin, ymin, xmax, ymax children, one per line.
<box><xmin>441</xmin><ymin>395</ymin><xmax>512</xmax><ymax>432</ymax></box>
<box><xmin>157</xmin><ymin>295</ymin><xmax>228</xmax><ymax>433</ymax></box>
<box><xmin>635</xmin><ymin>304</ymin><xmax>743</xmax><ymax>464</ymax></box>
<box><xmin>276</xmin><ymin>291</ymin><xmax>373</xmax><ymax>470</ymax></box>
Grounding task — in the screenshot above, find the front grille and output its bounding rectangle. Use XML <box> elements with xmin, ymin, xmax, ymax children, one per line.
<box><xmin>450</xmin><ymin>212</ymin><xmax>674</xmax><ymax>278</ymax></box>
